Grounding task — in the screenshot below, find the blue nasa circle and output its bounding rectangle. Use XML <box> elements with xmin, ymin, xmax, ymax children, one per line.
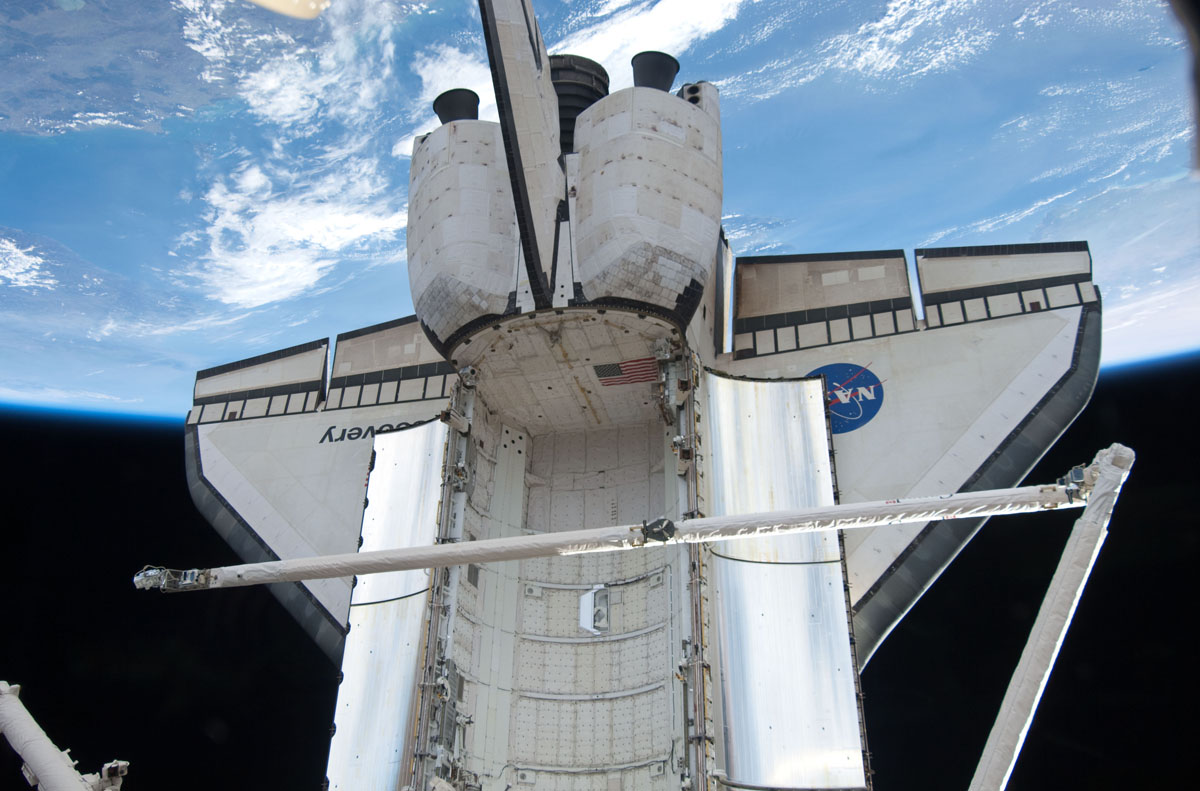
<box><xmin>805</xmin><ymin>363</ymin><xmax>885</xmax><ymax>434</ymax></box>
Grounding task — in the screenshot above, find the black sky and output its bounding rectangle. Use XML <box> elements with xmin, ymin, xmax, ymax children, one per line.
<box><xmin>1</xmin><ymin>354</ymin><xmax>1196</xmax><ymax>790</ymax></box>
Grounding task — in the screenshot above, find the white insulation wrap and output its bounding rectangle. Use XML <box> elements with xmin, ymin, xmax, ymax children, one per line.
<box><xmin>191</xmin><ymin>483</ymin><xmax>1085</xmax><ymax>589</ymax></box>
<box><xmin>968</xmin><ymin>443</ymin><xmax>1134</xmax><ymax>791</ymax></box>
<box><xmin>703</xmin><ymin>373</ymin><xmax>867</xmax><ymax>790</ymax></box>
<box><xmin>325</xmin><ymin>420</ymin><xmax>449</xmax><ymax>791</ymax></box>
<box><xmin>0</xmin><ymin>682</ymin><xmax>91</xmax><ymax>791</ymax></box>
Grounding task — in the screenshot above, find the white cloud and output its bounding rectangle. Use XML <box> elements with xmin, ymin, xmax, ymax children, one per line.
<box><xmin>140</xmin><ymin>312</ymin><xmax>254</xmax><ymax>337</ymax></box>
<box><xmin>1012</xmin><ymin>2</ymin><xmax>1055</xmax><ymax>34</ymax></box>
<box><xmin>236</xmin><ymin>165</ymin><xmax>272</xmax><ymax>194</ymax></box>
<box><xmin>391</xmin><ymin>0</ymin><xmax>748</xmax><ymax>154</ymax></box>
<box><xmin>68</xmin><ymin>111</ymin><xmax>142</xmax><ymax>130</ymax></box>
<box><xmin>0</xmin><ymin>238</ymin><xmax>58</xmax><ymax>290</ymax></box>
<box><xmin>392</xmin><ymin>128</ymin><xmax>432</xmax><ymax>159</ymax></box>
<box><xmin>89</xmin><ymin>307</ymin><xmax>261</xmax><ymax>339</ymax></box>
<box><xmin>717</xmin><ymin>0</ymin><xmax>996</xmax><ymax>100</ymax></box>
<box><xmin>1067</xmin><ymin>0</ymin><xmax>1187</xmax><ymax>47</ymax></box>
<box><xmin>551</xmin><ymin>0</ymin><xmax>746</xmax><ymax>88</ymax></box>
<box><xmin>174</xmin><ymin>0</ymin><xmax>298</xmax><ymax>85</ymax></box>
<box><xmin>172</xmin><ymin>0</ymin><xmax>412</xmax><ymax>307</ymax></box>
<box><xmin>187</xmin><ymin>159</ymin><xmax>406</xmax><ymax>308</ymax></box>
<box><xmin>239</xmin><ymin>54</ymin><xmax>328</xmax><ymax>127</ymax></box>
<box><xmin>0</xmin><ymin>0</ymin><xmax>223</xmax><ymax>134</ymax></box>
<box><xmin>722</xmin><ymin>2</ymin><xmax>805</xmax><ymax>55</ymax></box>
<box><xmin>0</xmin><ymin>384</ymin><xmax>142</xmax><ymax>405</ymax></box>
<box><xmin>392</xmin><ymin>44</ymin><xmax>498</xmax><ymax>158</ymax></box>
<box><xmin>411</xmin><ymin>44</ymin><xmax>496</xmax><ymax>114</ymax></box>
<box><xmin>87</xmin><ymin>317</ymin><xmax>120</xmax><ymax>342</ymax></box>
<box><xmin>596</xmin><ymin>0</ymin><xmax>642</xmax><ymax>16</ymax></box>
<box><xmin>1102</xmin><ymin>274</ymin><xmax>1200</xmax><ymax>367</ymax></box>
<box><xmin>920</xmin><ymin>189</ymin><xmax>1077</xmax><ymax>246</ymax></box>
<box><xmin>720</xmin><ymin>212</ymin><xmax>790</xmax><ymax>254</ymax></box>
<box><xmin>818</xmin><ymin>0</ymin><xmax>991</xmax><ymax>79</ymax></box>
<box><xmin>921</xmin><ymin>42</ymin><xmax>1195</xmax><ymax>252</ymax></box>
<box><xmin>175</xmin><ymin>0</ymin><xmax>404</xmax><ymax>133</ymax></box>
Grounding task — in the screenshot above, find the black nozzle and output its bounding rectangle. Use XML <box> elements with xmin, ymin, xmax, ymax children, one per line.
<box><xmin>433</xmin><ymin>89</ymin><xmax>480</xmax><ymax>124</ymax></box>
<box><xmin>631</xmin><ymin>51</ymin><xmax>680</xmax><ymax>91</ymax></box>
<box><xmin>550</xmin><ymin>54</ymin><xmax>610</xmax><ymax>154</ymax></box>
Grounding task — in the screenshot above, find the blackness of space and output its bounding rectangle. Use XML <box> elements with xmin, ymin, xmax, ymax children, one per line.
<box><xmin>1</xmin><ymin>354</ymin><xmax>1195</xmax><ymax>791</ymax></box>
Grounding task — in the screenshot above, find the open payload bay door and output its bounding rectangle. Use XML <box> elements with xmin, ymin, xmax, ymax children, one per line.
<box><xmin>184</xmin><ymin>316</ymin><xmax>455</xmax><ymax>661</ymax></box>
<box><xmin>700</xmin><ymin>372</ymin><xmax>870</xmax><ymax>790</ymax></box>
<box><xmin>714</xmin><ymin>242</ymin><xmax>1101</xmax><ymax>665</ymax></box>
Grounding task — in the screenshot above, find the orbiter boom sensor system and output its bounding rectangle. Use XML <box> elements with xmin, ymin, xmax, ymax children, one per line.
<box><xmin>137</xmin><ymin>452</ymin><xmax>1121</xmax><ymax>593</ymax></box>
<box><xmin>150</xmin><ymin>2</ymin><xmax>1112</xmax><ymax>790</ymax></box>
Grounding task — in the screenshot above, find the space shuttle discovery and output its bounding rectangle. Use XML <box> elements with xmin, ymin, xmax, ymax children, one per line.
<box><xmin>177</xmin><ymin>2</ymin><xmax>1101</xmax><ymax>789</ymax></box>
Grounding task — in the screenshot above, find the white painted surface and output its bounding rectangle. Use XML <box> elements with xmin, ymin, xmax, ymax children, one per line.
<box><xmin>838</xmin><ymin>309</ymin><xmax>1083</xmax><ymax>604</ymax></box>
<box><xmin>451</xmin><ymin>408</ymin><xmax>526</xmax><ymax>785</ymax></box>
<box><xmin>196</xmin><ymin>400</ymin><xmax>445</xmax><ymax>623</ymax></box>
<box><xmin>721</xmin><ymin>305</ymin><xmax>1086</xmax><ymax>609</ymax></box>
<box><xmin>1046</xmin><ymin>283</ymin><xmax>1081</xmax><ymax>308</ymax></box>
<box><xmin>559</xmin><ymin>153</ymin><xmax>582</xmax><ymax>309</ymax></box>
<box><xmin>988</xmin><ymin>292</ymin><xmax>1023</xmax><ymax>317</ymax></box>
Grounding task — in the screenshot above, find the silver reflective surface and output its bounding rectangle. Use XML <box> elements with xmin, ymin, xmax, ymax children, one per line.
<box><xmin>705</xmin><ymin>374</ymin><xmax>867</xmax><ymax>790</ymax></box>
<box><xmin>326</xmin><ymin>420</ymin><xmax>448</xmax><ymax>791</ymax></box>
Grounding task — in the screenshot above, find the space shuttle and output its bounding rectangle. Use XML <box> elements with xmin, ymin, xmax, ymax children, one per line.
<box><xmin>175</xmin><ymin>2</ymin><xmax>1103</xmax><ymax>789</ymax></box>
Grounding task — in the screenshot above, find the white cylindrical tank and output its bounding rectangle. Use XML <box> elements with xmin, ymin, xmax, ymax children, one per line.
<box><xmin>572</xmin><ymin>81</ymin><xmax>722</xmax><ymax>325</ymax></box>
<box><xmin>407</xmin><ymin>120</ymin><xmax>518</xmax><ymax>350</ymax></box>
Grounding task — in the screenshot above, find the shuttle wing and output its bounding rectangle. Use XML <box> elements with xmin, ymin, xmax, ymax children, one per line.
<box><xmin>478</xmin><ymin>0</ymin><xmax>565</xmax><ymax>308</ymax></box>
<box><xmin>711</xmin><ymin>241</ymin><xmax>1101</xmax><ymax>665</ymax></box>
<box><xmin>184</xmin><ymin>317</ymin><xmax>455</xmax><ymax>661</ymax></box>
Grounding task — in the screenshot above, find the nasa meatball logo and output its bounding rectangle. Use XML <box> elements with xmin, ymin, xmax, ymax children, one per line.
<box><xmin>806</xmin><ymin>363</ymin><xmax>884</xmax><ymax>434</ymax></box>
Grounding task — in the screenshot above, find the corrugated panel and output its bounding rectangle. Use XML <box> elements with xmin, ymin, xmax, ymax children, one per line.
<box><xmin>704</xmin><ymin>373</ymin><xmax>868</xmax><ymax>790</ymax></box>
<box><xmin>325</xmin><ymin>420</ymin><xmax>448</xmax><ymax>791</ymax></box>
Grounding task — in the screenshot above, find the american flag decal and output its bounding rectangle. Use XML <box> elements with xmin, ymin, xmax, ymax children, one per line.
<box><xmin>593</xmin><ymin>357</ymin><xmax>659</xmax><ymax>386</ymax></box>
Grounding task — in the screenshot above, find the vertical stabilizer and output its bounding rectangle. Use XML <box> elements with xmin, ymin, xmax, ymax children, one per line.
<box><xmin>478</xmin><ymin>0</ymin><xmax>565</xmax><ymax>307</ymax></box>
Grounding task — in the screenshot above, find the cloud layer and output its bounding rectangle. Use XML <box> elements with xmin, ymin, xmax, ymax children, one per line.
<box><xmin>171</xmin><ymin>0</ymin><xmax>412</xmax><ymax>308</ymax></box>
<box><xmin>0</xmin><ymin>237</ymin><xmax>58</xmax><ymax>290</ymax></box>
